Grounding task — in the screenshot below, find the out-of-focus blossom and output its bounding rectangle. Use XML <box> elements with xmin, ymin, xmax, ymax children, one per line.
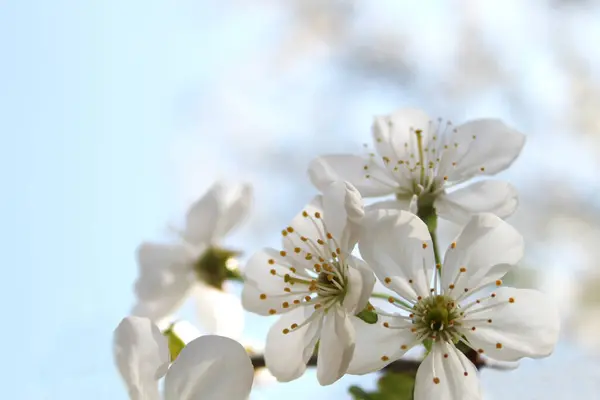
<box><xmin>309</xmin><ymin>108</ymin><xmax>525</xmax><ymax>224</ymax></box>
<box><xmin>113</xmin><ymin>316</ymin><xmax>254</xmax><ymax>400</ymax></box>
<box><xmin>132</xmin><ymin>181</ymin><xmax>252</xmax><ymax>338</ymax></box>
<box><xmin>242</xmin><ymin>181</ymin><xmax>375</xmax><ymax>385</ymax></box>
<box><xmin>349</xmin><ymin>211</ymin><xmax>559</xmax><ymax>400</ymax></box>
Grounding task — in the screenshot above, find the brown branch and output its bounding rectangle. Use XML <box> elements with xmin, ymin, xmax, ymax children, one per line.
<box><xmin>251</xmin><ymin>349</ymin><xmax>486</xmax><ymax>374</ymax></box>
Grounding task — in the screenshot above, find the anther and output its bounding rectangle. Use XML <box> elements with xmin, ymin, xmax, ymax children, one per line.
<box><xmin>384</xmin><ymin>277</ymin><xmax>391</xmax><ymax>284</ymax></box>
<box><xmin>381</xmin><ymin>356</ymin><xmax>389</xmax><ymax>361</ymax></box>
<box><xmin>460</xmin><ymin>267</ymin><xmax>467</xmax><ymax>273</ymax></box>
<box><xmin>422</xmin><ymin>242</ymin><xmax>428</xmax><ymax>249</ymax></box>
<box><xmin>383</xmin><ymin>322</ymin><xmax>390</xmax><ymax>328</ymax></box>
<box><xmin>509</xmin><ymin>297</ymin><xmax>515</xmax><ymax>303</ymax></box>
<box><xmin>314</xmin><ymin>212</ymin><xmax>321</xmax><ymax>219</ymax></box>
<box><xmin>269</xmin><ymin>309</ymin><xmax>276</xmax><ymax>315</ymax></box>
<box><xmin>270</xmin><ymin>269</ymin><xmax>276</xmax><ymax>275</ymax></box>
<box><xmin>291</xmin><ymin>323</ymin><xmax>298</xmax><ymax>329</ymax></box>
<box><xmin>280</xmin><ymin>251</ymin><xmax>287</xmax><ymax>257</ymax></box>
<box><xmin>282</xmin><ymin>328</ymin><xmax>290</xmax><ymax>334</ymax></box>
<box><xmin>495</xmin><ymin>280</ymin><xmax>502</xmax><ymax>286</ymax></box>
<box><xmin>268</xmin><ymin>259</ymin><xmax>275</xmax><ymax>265</ymax></box>
<box><xmin>260</xmin><ymin>294</ymin><xmax>267</xmax><ymax>300</ymax></box>
<box><xmin>433</xmin><ymin>378</ymin><xmax>440</xmax><ymax>384</ymax></box>
<box><xmin>282</xmin><ymin>302</ymin><xmax>289</xmax><ymax>308</ymax></box>
<box><xmin>496</xmin><ymin>343</ymin><xmax>503</xmax><ymax>349</ymax></box>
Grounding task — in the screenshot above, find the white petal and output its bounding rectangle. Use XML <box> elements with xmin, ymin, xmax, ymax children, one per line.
<box><xmin>280</xmin><ymin>186</ymin><xmax>362</xmax><ymax>262</ymax></box>
<box><xmin>460</xmin><ymin>287</ymin><xmax>560</xmax><ymax>362</ymax></box>
<box><xmin>308</xmin><ymin>155</ymin><xmax>397</xmax><ymax>197</ymax></box>
<box><xmin>321</xmin><ymin>181</ymin><xmax>365</xmax><ymax>251</ymax></box>
<box><xmin>132</xmin><ymin>243</ymin><xmax>192</xmax><ymax>322</ymax></box>
<box><xmin>364</xmin><ymin>194</ymin><xmax>417</xmax><ymax>214</ymax></box>
<box><xmin>215</xmin><ymin>183</ymin><xmax>253</xmax><ymax>239</ymax></box>
<box><xmin>435</xmin><ymin>181</ymin><xmax>518</xmax><ymax>224</ymax></box>
<box><xmin>414</xmin><ymin>341</ymin><xmax>481</xmax><ymax>400</ymax></box>
<box><xmin>265</xmin><ymin>307</ymin><xmax>323</xmax><ymax>382</ymax></box>
<box><xmin>359</xmin><ymin>209</ymin><xmax>434</xmax><ymax>302</ymax></box>
<box><xmin>194</xmin><ymin>283</ymin><xmax>244</xmax><ymax>339</ymax></box>
<box><xmin>317</xmin><ymin>306</ymin><xmax>355</xmax><ymax>385</ymax></box>
<box><xmin>441</xmin><ymin>214</ymin><xmax>523</xmax><ymax>298</ymax></box>
<box><xmin>443</xmin><ymin>119</ymin><xmax>525</xmax><ymax>182</ymax></box>
<box><xmin>347</xmin><ymin>315</ymin><xmax>414</xmax><ymax>375</ymax></box>
<box><xmin>372</xmin><ymin>108</ymin><xmax>432</xmax><ymax>165</ymax></box>
<box><xmin>184</xmin><ymin>182</ymin><xmax>223</xmax><ymax>245</ymax></box>
<box><xmin>113</xmin><ymin>316</ymin><xmax>170</xmax><ymax>400</ymax></box>
<box><xmin>241</xmin><ymin>248</ymin><xmax>308</xmax><ymax>315</ymax></box>
<box><xmin>342</xmin><ymin>256</ymin><xmax>376</xmax><ymax>314</ymax></box>
<box><xmin>163</xmin><ymin>335</ymin><xmax>254</xmax><ymax>400</ymax></box>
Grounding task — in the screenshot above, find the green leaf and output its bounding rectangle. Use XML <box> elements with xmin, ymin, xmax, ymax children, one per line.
<box><xmin>378</xmin><ymin>372</ymin><xmax>415</xmax><ymax>399</ymax></box>
<box><xmin>348</xmin><ymin>386</ymin><xmax>376</xmax><ymax>400</ymax></box>
<box><xmin>356</xmin><ymin>304</ymin><xmax>378</xmax><ymax>324</ymax></box>
<box><xmin>163</xmin><ymin>324</ymin><xmax>186</xmax><ymax>362</ymax></box>
<box><xmin>422</xmin><ymin>338</ymin><xmax>433</xmax><ymax>353</ymax></box>
<box><xmin>349</xmin><ymin>372</ymin><xmax>415</xmax><ymax>400</ymax></box>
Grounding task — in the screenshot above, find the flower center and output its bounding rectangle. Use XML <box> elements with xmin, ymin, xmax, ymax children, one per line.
<box><xmin>413</xmin><ymin>295</ymin><xmax>462</xmax><ymax>339</ymax></box>
<box><xmin>193</xmin><ymin>247</ymin><xmax>240</xmax><ymax>289</ymax></box>
<box><xmin>367</xmin><ymin>117</ymin><xmax>485</xmax><ymax>200</ymax></box>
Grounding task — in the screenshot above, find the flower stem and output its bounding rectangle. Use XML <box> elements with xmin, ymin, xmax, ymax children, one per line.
<box><xmin>417</xmin><ymin>204</ymin><xmax>442</xmax><ymax>267</ymax></box>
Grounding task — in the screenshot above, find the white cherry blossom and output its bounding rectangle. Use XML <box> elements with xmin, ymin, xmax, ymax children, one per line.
<box><xmin>349</xmin><ymin>210</ymin><xmax>559</xmax><ymax>400</ymax></box>
<box><xmin>309</xmin><ymin>108</ymin><xmax>525</xmax><ymax>223</ymax></box>
<box><xmin>132</xmin><ymin>181</ymin><xmax>252</xmax><ymax>338</ymax></box>
<box><xmin>113</xmin><ymin>316</ymin><xmax>254</xmax><ymax>400</ymax></box>
<box><xmin>241</xmin><ymin>181</ymin><xmax>375</xmax><ymax>385</ymax></box>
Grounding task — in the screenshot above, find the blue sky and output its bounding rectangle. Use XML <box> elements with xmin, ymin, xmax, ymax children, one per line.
<box><xmin>2</xmin><ymin>1</ymin><xmax>600</xmax><ymax>399</ymax></box>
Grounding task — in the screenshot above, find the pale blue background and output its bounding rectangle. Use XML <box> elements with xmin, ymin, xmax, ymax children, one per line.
<box><xmin>2</xmin><ymin>1</ymin><xmax>600</xmax><ymax>399</ymax></box>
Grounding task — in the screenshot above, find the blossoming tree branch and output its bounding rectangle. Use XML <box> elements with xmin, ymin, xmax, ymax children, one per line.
<box><xmin>113</xmin><ymin>108</ymin><xmax>559</xmax><ymax>400</ymax></box>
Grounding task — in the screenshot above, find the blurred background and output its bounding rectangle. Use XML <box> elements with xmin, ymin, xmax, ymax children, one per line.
<box><xmin>2</xmin><ymin>0</ymin><xmax>600</xmax><ymax>398</ymax></box>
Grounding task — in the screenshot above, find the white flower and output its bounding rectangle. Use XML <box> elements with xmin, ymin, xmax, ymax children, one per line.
<box><xmin>349</xmin><ymin>211</ymin><xmax>559</xmax><ymax>400</ymax></box>
<box><xmin>132</xmin><ymin>181</ymin><xmax>252</xmax><ymax>338</ymax></box>
<box><xmin>308</xmin><ymin>108</ymin><xmax>525</xmax><ymax>223</ymax></box>
<box><xmin>113</xmin><ymin>316</ymin><xmax>254</xmax><ymax>400</ymax></box>
<box><xmin>241</xmin><ymin>181</ymin><xmax>376</xmax><ymax>385</ymax></box>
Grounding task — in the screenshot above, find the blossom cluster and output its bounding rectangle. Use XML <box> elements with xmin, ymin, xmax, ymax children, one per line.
<box><xmin>113</xmin><ymin>108</ymin><xmax>559</xmax><ymax>400</ymax></box>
